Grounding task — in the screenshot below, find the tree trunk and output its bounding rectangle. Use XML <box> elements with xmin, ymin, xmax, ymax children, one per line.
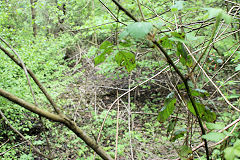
<box><xmin>30</xmin><ymin>0</ymin><xmax>37</xmax><ymax>37</ymax></box>
<box><xmin>55</xmin><ymin>0</ymin><xmax>66</xmax><ymax>32</ymax></box>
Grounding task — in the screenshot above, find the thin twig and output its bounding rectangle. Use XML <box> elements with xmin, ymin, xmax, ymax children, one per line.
<box><xmin>0</xmin><ymin>110</ymin><xmax>52</xmax><ymax>159</ymax></box>
<box><xmin>114</xmin><ymin>90</ymin><xmax>120</xmax><ymax>160</ymax></box>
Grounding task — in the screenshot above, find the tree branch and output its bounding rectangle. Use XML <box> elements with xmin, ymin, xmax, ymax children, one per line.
<box><xmin>0</xmin><ymin>88</ymin><xmax>113</xmax><ymax>160</ymax></box>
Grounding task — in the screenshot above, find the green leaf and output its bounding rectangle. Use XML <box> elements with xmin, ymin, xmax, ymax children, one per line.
<box><xmin>159</xmin><ymin>36</ymin><xmax>174</xmax><ymax>49</ymax></box>
<box><xmin>171</xmin><ymin>1</ymin><xmax>185</xmax><ymax>11</ymax></box>
<box><xmin>126</xmin><ymin>22</ymin><xmax>153</xmax><ymax>40</ymax></box>
<box><xmin>115</xmin><ymin>51</ymin><xmax>136</xmax><ymax>72</ymax></box>
<box><xmin>169</xmin><ymin>37</ymin><xmax>187</xmax><ymax>43</ymax></box>
<box><xmin>177</xmin><ymin>83</ymin><xmax>185</xmax><ymax>90</ymax></box>
<box><xmin>119</xmin><ymin>40</ymin><xmax>131</xmax><ymax>47</ymax></box>
<box><xmin>224</xmin><ymin>139</ymin><xmax>240</xmax><ymax>160</ymax></box>
<box><xmin>170</xmin><ymin>128</ymin><xmax>187</xmax><ymax>142</ymax></box>
<box><xmin>206</xmin><ymin>122</ymin><xmax>225</xmax><ymax>130</ymax></box>
<box><xmin>176</xmin><ymin>42</ymin><xmax>192</xmax><ymax>66</ymax></box>
<box><xmin>186</xmin><ymin>32</ymin><xmax>205</xmax><ymax>42</ymax></box>
<box><xmin>99</xmin><ymin>41</ymin><xmax>113</xmax><ymax>50</ymax></box>
<box><xmin>187</xmin><ymin>101</ymin><xmax>205</xmax><ymax>117</ymax></box>
<box><xmin>94</xmin><ymin>41</ymin><xmax>114</xmax><ymax>65</ymax></box>
<box><xmin>94</xmin><ymin>53</ymin><xmax>106</xmax><ymax>65</ymax></box>
<box><xmin>167</xmin><ymin>120</ymin><xmax>176</xmax><ymax>134</ymax></box>
<box><xmin>202</xmin><ymin>107</ymin><xmax>216</xmax><ymax>122</ymax></box>
<box><xmin>235</xmin><ymin>64</ymin><xmax>240</xmax><ymax>71</ymax></box>
<box><xmin>169</xmin><ymin>32</ymin><xmax>187</xmax><ymax>43</ymax></box>
<box><xmin>233</xmin><ymin>139</ymin><xmax>240</xmax><ymax>156</ymax></box>
<box><xmin>205</xmin><ymin>8</ymin><xmax>232</xmax><ymax>24</ymax></box>
<box><xmin>171</xmin><ymin>32</ymin><xmax>185</xmax><ymax>39</ymax></box>
<box><xmin>157</xmin><ymin>92</ymin><xmax>176</xmax><ymax>122</ymax></box>
<box><xmin>202</xmin><ymin>132</ymin><xmax>225</xmax><ymax>142</ymax></box>
<box><xmin>119</xmin><ymin>30</ymin><xmax>129</xmax><ymax>39</ymax></box>
<box><xmin>191</xmin><ymin>89</ymin><xmax>210</xmax><ymax>97</ymax></box>
<box><xmin>178</xmin><ymin>145</ymin><xmax>192</xmax><ymax>158</ymax></box>
<box><xmin>224</xmin><ymin>147</ymin><xmax>235</xmax><ymax>160</ymax></box>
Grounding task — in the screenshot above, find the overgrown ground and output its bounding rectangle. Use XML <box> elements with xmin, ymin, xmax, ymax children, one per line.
<box><xmin>53</xmin><ymin>43</ymin><xmax>240</xmax><ymax>159</ymax></box>
<box><xmin>1</xmin><ymin>0</ymin><xmax>240</xmax><ymax>160</ymax></box>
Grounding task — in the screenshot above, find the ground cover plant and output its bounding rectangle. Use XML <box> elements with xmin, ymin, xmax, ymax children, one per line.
<box><xmin>0</xmin><ymin>0</ymin><xmax>240</xmax><ymax>160</ymax></box>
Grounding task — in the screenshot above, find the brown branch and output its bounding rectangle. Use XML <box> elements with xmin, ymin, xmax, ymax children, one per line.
<box><xmin>0</xmin><ymin>110</ymin><xmax>53</xmax><ymax>159</ymax></box>
<box><xmin>111</xmin><ymin>0</ymin><xmax>138</xmax><ymax>22</ymax></box>
<box><xmin>0</xmin><ymin>88</ymin><xmax>113</xmax><ymax>160</ymax></box>
<box><xmin>0</xmin><ymin>88</ymin><xmax>64</xmax><ymax>122</ymax></box>
<box><xmin>0</xmin><ymin>45</ymin><xmax>61</xmax><ymax>115</ymax></box>
<box><xmin>0</xmin><ymin>45</ymin><xmax>113</xmax><ymax>159</ymax></box>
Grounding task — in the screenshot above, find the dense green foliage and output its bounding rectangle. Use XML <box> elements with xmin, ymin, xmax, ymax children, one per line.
<box><xmin>0</xmin><ymin>0</ymin><xmax>240</xmax><ymax>159</ymax></box>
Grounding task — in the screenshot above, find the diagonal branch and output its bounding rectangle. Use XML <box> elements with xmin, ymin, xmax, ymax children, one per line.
<box><xmin>0</xmin><ymin>88</ymin><xmax>113</xmax><ymax>160</ymax></box>
<box><xmin>0</xmin><ymin>45</ymin><xmax>61</xmax><ymax>114</ymax></box>
<box><xmin>0</xmin><ymin>110</ymin><xmax>53</xmax><ymax>159</ymax></box>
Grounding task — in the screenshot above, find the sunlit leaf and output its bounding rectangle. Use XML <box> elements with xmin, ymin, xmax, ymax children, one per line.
<box><xmin>235</xmin><ymin>64</ymin><xmax>240</xmax><ymax>71</ymax></box>
<box><xmin>126</xmin><ymin>22</ymin><xmax>153</xmax><ymax>40</ymax></box>
<box><xmin>206</xmin><ymin>122</ymin><xmax>225</xmax><ymax>130</ymax></box>
<box><xmin>202</xmin><ymin>132</ymin><xmax>225</xmax><ymax>142</ymax></box>
<box><xmin>115</xmin><ymin>51</ymin><xmax>136</xmax><ymax>72</ymax></box>
<box><xmin>204</xmin><ymin>8</ymin><xmax>232</xmax><ymax>24</ymax></box>
<box><xmin>171</xmin><ymin>1</ymin><xmax>185</xmax><ymax>11</ymax></box>
<box><xmin>224</xmin><ymin>139</ymin><xmax>240</xmax><ymax>160</ymax></box>
<box><xmin>94</xmin><ymin>53</ymin><xmax>106</xmax><ymax>65</ymax></box>
<box><xmin>99</xmin><ymin>41</ymin><xmax>113</xmax><ymax>50</ymax></box>
<box><xmin>224</xmin><ymin>147</ymin><xmax>235</xmax><ymax>160</ymax></box>
<box><xmin>233</xmin><ymin>139</ymin><xmax>240</xmax><ymax>156</ymax></box>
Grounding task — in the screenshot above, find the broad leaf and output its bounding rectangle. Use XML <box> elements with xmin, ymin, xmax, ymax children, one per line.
<box><xmin>169</xmin><ymin>32</ymin><xmax>187</xmax><ymax>43</ymax></box>
<box><xmin>94</xmin><ymin>53</ymin><xmax>106</xmax><ymax>65</ymax></box>
<box><xmin>119</xmin><ymin>30</ymin><xmax>129</xmax><ymax>39</ymax></box>
<box><xmin>176</xmin><ymin>42</ymin><xmax>192</xmax><ymax>67</ymax></box>
<box><xmin>224</xmin><ymin>147</ymin><xmax>235</xmax><ymax>160</ymax></box>
<box><xmin>206</xmin><ymin>122</ymin><xmax>225</xmax><ymax>130</ymax></box>
<box><xmin>99</xmin><ymin>41</ymin><xmax>113</xmax><ymax>50</ymax></box>
<box><xmin>235</xmin><ymin>64</ymin><xmax>240</xmax><ymax>71</ymax></box>
<box><xmin>202</xmin><ymin>107</ymin><xmax>216</xmax><ymax>122</ymax></box>
<box><xmin>178</xmin><ymin>145</ymin><xmax>192</xmax><ymax>158</ymax></box>
<box><xmin>233</xmin><ymin>139</ymin><xmax>240</xmax><ymax>156</ymax></box>
<box><xmin>171</xmin><ymin>1</ymin><xmax>185</xmax><ymax>12</ymax></box>
<box><xmin>159</xmin><ymin>36</ymin><xmax>174</xmax><ymax>49</ymax></box>
<box><xmin>115</xmin><ymin>51</ymin><xmax>136</xmax><ymax>72</ymax></box>
<box><xmin>191</xmin><ymin>89</ymin><xmax>210</xmax><ymax>97</ymax></box>
<box><xmin>224</xmin><ymin>139</ymin><xmax>240</xmax><ymax>160</ymax></box>
<box><xmin>187</xmin><ymin>101</ymin><xmax>205</xmax><ymax>117</ymax></box>
<box><xmin>157</xmin><ymin>92</ymin><xmax>176</xmax><ymax>122</ymax></box>
<box><xmin>205</xmin><ymin>8</ymin><xmax>232</xmax><ymax>24</ymax></box>
<box><xmin>202</xmin><ymin>132</ymin><xmax>225</xmax><ymax>142</ymax></box>
<box><xmin>94</xmin><ymin>41</ymin><xmax>114</xmax><ymax>65</ymax></box>
<box><xmin>186</xmin><ymin>32</ymin><xmax>205</xmax><ymax>42</ymax></box>
<box><xmin>119</xmin><ymin>40</ymin><xmax>131</xmax><ymax>47</ymax></box>
<box><xmin>126</xmin><ymin>22</ymin><xmax>153</xmax><ymax>40</ymax></box>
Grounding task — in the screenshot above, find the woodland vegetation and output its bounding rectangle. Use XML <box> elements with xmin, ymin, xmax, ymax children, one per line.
<box><xmin>0</xmin><ymin>0</ymin><xmax>240</xmax><ymax>160</ymax></box>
